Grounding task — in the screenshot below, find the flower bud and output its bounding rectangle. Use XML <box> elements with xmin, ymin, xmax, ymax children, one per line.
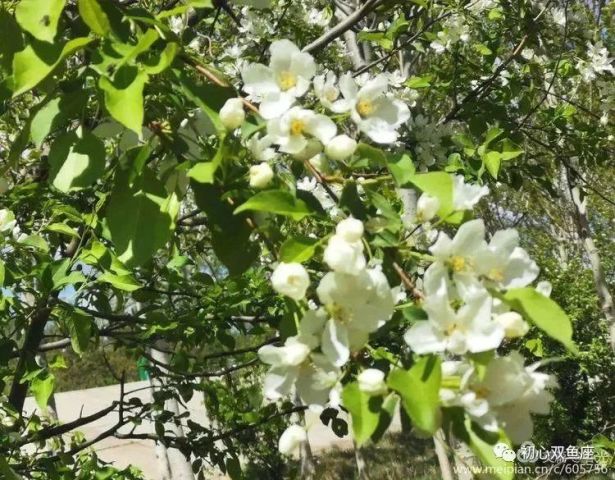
<box><xmin>495</xmin><ymin>311</ymin><xmax>529</xmax><ymax>338</ymax></box>
<box><xmin>0</xmin><ymin>209</ymin><xmax>16</xmax><ymax>234</ymax></box>
<box><xmin>358</xmin><ymin>369</ymin><xmax>387</xmax><ymax>396</ymax></box>
<box><xmin>335</xmin><ymin>217</ymin><xmax>364</xmax><ymax>243</ymax></box>
<box><xmin>249</xmin><ymin>162</ymin><xmax>274</xmax><ymax>188</ymax></box>
<box><xmin>323</xmin><ymin>235</ymin><xmax>365</xmax><ymax>275</ymax></box>
<box><xmin>416</xmin><ymin>193</ymin><xmax>440</xmax><ymax>222</ymax></box>
<box><xmin>292</xmin><ymin>138</ymin><xmax>323</xmax><ymax>160</ymax></box>
<box><xmin>219</xmin><ymin>98</ymin><xmax>245</xmax><ymax>130</ymax></box>
<box><xmin>278</xmin><ymin>424</ymin><xmax>307</xmax><ymax>456</ymax></box>
<box><xmin>325</xmin><ymin>134</ymin><xmax>357</xmax><ymax>161</ymax></box>
<box><xmin>536</xmin><ymin>281</ymin><xmax>552</xmax><ymax>298</ymax></box>
<box><xmin>271</xmin><ymin>262</ymin><xmax>310</xmax><ymax>301</ymax></box>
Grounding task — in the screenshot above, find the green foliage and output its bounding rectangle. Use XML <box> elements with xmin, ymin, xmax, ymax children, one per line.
<box><xmin>503</xmin><ymin>287</ymin><xmax>577</xmax><ymax>353</ymax></box>
<box><xmin>387</xmin><ymin>356</ymin><xmax>442</xmax><ymax>435</ymax></box>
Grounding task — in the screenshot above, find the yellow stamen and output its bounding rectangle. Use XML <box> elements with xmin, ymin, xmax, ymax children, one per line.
<box><xmin>290</xmin><ymin>119</ymin><xmax>305</xmax><ymax>136</ymax></box>
<box><xmin>450</xmin><ymin>256</ymin><xmax>466</xmax><ymax>272</ymax></box>
<box><xmin>278</xmin><ymin>71</ymin><xmax>297</xmax><ymax>91</ymax></box>
<box><xmin>488</xmin><ymin>268</ymin><xmax>504</xmax><ymax>282</ymax></box>
<box><xmin>357</xmin><ymin>99</ymin><xmax>374</xmax><ymax>117</ymax></box>
<box><xmin>471</xmin><ymin>385</ymin><xmax>490</xmax><ymax>398</ymax></box>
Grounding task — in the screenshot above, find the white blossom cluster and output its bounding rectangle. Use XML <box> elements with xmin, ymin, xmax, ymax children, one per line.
<box><xmin>440</xmin><ymin>352</ymin><xmax>556</xmax><ymax>444</ymax></box>
<box><xmin>404</xmin><ymin>219</ymin><xmax>539</xmax><ymax>354</ymax></box>
<box><xmin>217</xmin><ymin>39</ymin><xmax>411</xmax><ymax>188</ymax></box>
<box><xmin>259</xmin><ymin>217</ymin><xmax>397</xmax><ymax>405</ymax></box>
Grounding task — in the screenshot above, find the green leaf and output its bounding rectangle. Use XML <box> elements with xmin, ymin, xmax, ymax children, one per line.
<box><xmin>30</xmin><ymin>91</ymin><xmax>87</xmax><ymax>147</ymax></box>
<box><xmin>12</xmin><ymin>37</ymin><xmax>93</xmax><ymax>97</ymax></box>
<box><xmin>387</xmin><ymin>356</ymin><xmax>441</xmax><ymax>434</ymax></box>
<box><xmin>371</xmin><ymin>393</ymin><xmax>399</xmax><ymax>443</ymax></box>
<box><xmin>15</xmin><ymin>0</ymin><xmax>66</xmax><ymax>43</ymax></box>
<box><xmin>463</xmin><ymin>418</ymin><xmax>513</xmax><ymax>480</ymax></box>
<box><xmin>387</xmin><ymin>152</ymin><xmax>415</xmax><ymax>187</ymax></box>
<box><xmin>78</xmin><ymin>0</ymin><xmax>110</xmax><ymax>36</ymax></box>
<box><xmin>279</xmin><ymin>236</ymin><xmax>319</xmax><ymax>263</ymax></box>
<box><xmin>106</xmin><ymin>168</ymin><xmax>176</xmax><ymax>267</ymax></box>
<box><xmin>99</xmin><ymin>66</ymin><xmax>148</xmax><ymax>136</ymax></box>
<box><xmin>174</xmin><ymin>70</ymin><xmax>231</xmax><ymax>135</ymax></box>
<box><xmin>483</xmin><ymin>151</ymin><xmax>501</xmax><ymax>179</ymax></box>
<box><xmin>342</xmin><ymin>382</ymin><xmax>383</xmax><ymax>446</ymax></box>
<box><xmin>0</xmin><ymin>457</ymin><xmax>22</xmax><ymax>480</ymax></box>
<box><xmin>98</xmin><ymin>272</ymin><xmax>142</xmax><ymax>291</ymax></box>
<box><xmin>67</xmin><ymin>309</ymin><xmax>92</xmax><ymax>355</ymax></box>
<box><xmin>234</xmin><ymin>190</ymin><xmax>313</xmax><ymax>221</ymax></box>
<box><xmin>187</xmin><ymin>142</ymin><xmax>225</xmax><ymax>184</ymax></box>
<box><xmin>45</xmin><ymin>222</ymin><xmax>79</xmax><ymax>238</ymax></box>
<box><xmin>503</xmin><ymin>287</ymin><xmax>577</xmax><ymax>353</ymax></box>
<box><xmin>484</xmin><ymin>127</ymin><xmax>504</xmax><ymax>146</ymax></box>
<box><xmin>405</xmin><ymin>75</ymin><xmax>432</xmax><ymax>89</ymax></box>
<box><xmin>409</xmin><ymin>172</ymin><xmax>463</xmax><ymax>223</ymax></box>
<box><xmin>48</xmin><ymin>129</ymin><xmax>106</xmax><ymax>192</ymax></box>
<box><xmin>0</xmin><ymin>259</ymin><xmax>5</xmax><ymax>286</ymax></box>
<box><xmin>31</xmin><ymin>373</ymin><xmax>55</xmax><ymax>409</ymax></box>
<box><xmin>192</xmin><ymin>182</ymin><xmax>259</xmax><ymax>275</ymax></box>
<box><xmin>0</xmin><ymin>10</ymin><xmax>24</xmax><ymax>72</ymax></box>
<box><xmin>356</xmin><ymin>142</ymin><xmax>387</xmax><ymax>167</ymax></box>
<box><xmin>143</xmin><ymin>42</ymin><xmax>178</xmax><ymax>75</ymax></box>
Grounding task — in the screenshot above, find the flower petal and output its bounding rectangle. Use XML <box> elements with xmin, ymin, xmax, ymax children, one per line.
<box><xmin>321</xmin><ymin>319</ymin><xmax>350</xmax><ymax>367</ymax></box>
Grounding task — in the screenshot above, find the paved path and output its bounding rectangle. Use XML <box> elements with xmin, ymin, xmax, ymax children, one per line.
<box><xmin>24</xmin><ymin>381</ymin><xmax>364</xmax><ymax>479</ymax></box>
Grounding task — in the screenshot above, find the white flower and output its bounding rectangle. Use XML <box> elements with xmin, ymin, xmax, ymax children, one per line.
<box><xmin>325</xmin><ymin>134</ymin><xmax>357</xmax><ymax>161</ymax></box>
<box><xmin>428</xmin><ymin>219</ymin><xmax>489</xmax><ymax>295</ymax></box>
<box><xmin>271</xmin><ymin>262</ymin><xmax>310</xmax><ymax>300</ymax></box>
<box><xmin>323</xmin><ymin>237</ymin><xmax>365</xmax><ymax>276</ymax></box>
<box><xmin>219</xmin><ymin>98</ymin><xmax>246</xmax><ymax>130</ymax></box>
<box><xmin>478</xmin><ymin>229</ymin><xmax>539</xmax><ymax>289</ymax></box>
<box><xmin>358</xmin><ymin>369</ymin><xmax>387</xmax><ymax>396</ymax></box>
<box><xmin>0</xmin><ymin>209</ymin><xmax>16</xmax><ymax>234</ymax></box>
<box><xmin>495</xmin><ymin>311</ymin><xmax>529</xmax><ymax>338</ymax></box>
<box><xmin>306</xmin><ymin>7</ymin><xmax>332</xmax><ymax>27</ymax></box>
<box><xmin>267</xmin><ymin>107</ymin><xmax>337</xmax><ymax>155</ymax></box>
<box><xmin>416</xmin><ymin>193</ymin><xmax>440</xmax><ymax>222</ymax></box>
<box><xmin>278</xmin><ymin>425</ymin><xmax>307</xmax><ymax>456</ymax></box>
<box><xmin>323</xmin><ymin>218</ymin><xmax>365</xmax><ymax>275</ymax></box>
<box><xmin>335</xmin><ymin>217</ymin><xmax>364</xmax><ymax>242</ymax></box>
<box><xmin>259</xmin><ymin>336</ymin><xmax>313</xmax><ymax>369</ymax></box>
<box><xmin>430</xmin><ymin>16</ymin><xmax>469</xmax><ymax>53</ymax></box>
<box><xmin>452</xmin><ymin>175</ymin><xmax>489</xmax><ymax>210</ymax></box>
<box><xmin>536</xmin><ymin>280</ymin><xmax>552</xmax><ymax>297</ymax></box>
<box><xmin>439</xmin><ymin>353</ymin><xmax>556</xmax><ymax>443</ymax></box>
<box><xmin>241</xmin><ymin>40</ymin><xmax>317</xmax><ymax>119</ymax></box>
<box><xmin>521</xmin><ymin>48</ymin><xmax>535</xmax><ymax>60</ymax></box>
<box><xmin>331</xmin><ymin>74</ymin><xmax>410</xmax><ymax>144</ymax></box>
<box><xmin>248</xmin><ymin>133</ymin><xmax>278</xmax><ymax>161</ymax></box>
<box><xmin>577</xmin><ymin>42</ymin><xmax>614</xmax><ymax>82</ymax></box>
<box><xmin>314</xmin><ymin>71</ymin><xmax>340</xmax><ymax>110</ymax></box>
<box><xmin>404</xmin><ymin>279</ymin><xmax>504</xmax><ymax>355</ymax></box>
<box><xmin>317</xmin><ymin>267</ymin><xmax>396</xmax><ymax>366</ymax></box>
<box><xmin>258</xmin><ymin>310</ymin><xmax>340</xmax><ymax>405</ymax></box>
<box><xmin>479</xmin><ymin>352</ymin><xmax>557</xmax><ymax>443</ymax></box>
<box><xmin>249</xmin><ymin>162</ymin><xmax>274</xmax><ymax>188</ymax></box>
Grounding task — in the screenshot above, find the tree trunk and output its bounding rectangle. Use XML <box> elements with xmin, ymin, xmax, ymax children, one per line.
<box><xmin>433</xmin><ymin>429</ymin><xmax>455</xmax><ymax>480</ymax></box>
<box><xmin>149</xmin><ymin>345</ymin><xmax>195</xmax><ymax>480</ymax></box>
<box><xmin>569</xmin><ymin>184</ymin><xmax>615</xmax><ymax>351</ymax></box>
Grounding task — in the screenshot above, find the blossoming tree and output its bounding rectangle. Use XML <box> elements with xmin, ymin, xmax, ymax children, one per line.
<box><xmin>0</xmin><ymin>0</ymin><xmax>612</xmax><ymax>478</ymax></box>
